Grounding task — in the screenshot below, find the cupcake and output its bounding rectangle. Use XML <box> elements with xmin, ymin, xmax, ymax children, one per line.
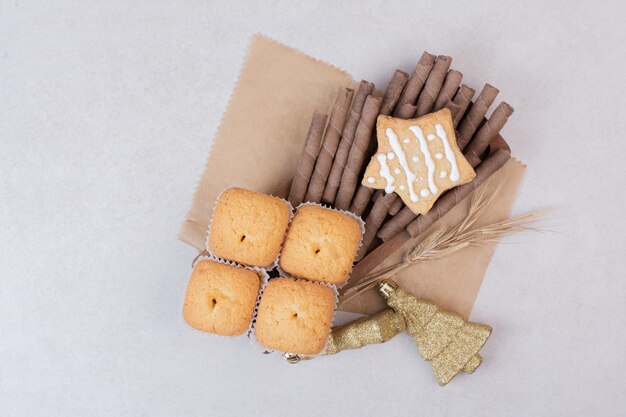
<box><xmin>183</xmin><ymin>260</ymin><xmax>261</xmax><ymax>336</ymax></box>
<box><xmin>280</xmin><ymin>205</ymin><xmax>361</xmax><ymax>285</ymax></box>
<box><xmin>255</xmin><ymin>277</ymin><xmax>335</xmax><ymax>354</ymax></box>
<box><xmin>208</xmin><ymin>187</ymin><xmax>291</xmax><ymax>267</ymax></box>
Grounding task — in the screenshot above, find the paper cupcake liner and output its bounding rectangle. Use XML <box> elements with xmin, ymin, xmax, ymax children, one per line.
<box><xmin>204</xmin><ymin>188</ymin><xmax>294</xmax><ymax>270</ymax></box>
<box><xmin>249</xmin><ymin>276</ymin><xmax>339</xmax><ymax>357</ymax></box>
<box><xmin>189</xmin><ymin>253</ymin><xmax>269</xmax><ymax>341</ymax></box>
<box><xmin>276</xmin><ymin>202</ymin><xmax>365</xmax><ymax>290</ymax></box>
<box><xmin>248</xmin><ymin>276</ymin><xmax>272</xmax><ymax>354</ymax></box>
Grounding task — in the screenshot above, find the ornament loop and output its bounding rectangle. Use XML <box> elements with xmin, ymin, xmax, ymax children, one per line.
<box><xmin>283</xmin><ymin>353</ymin><xmax>301</xmax><ymax>364</ymax></box>
<box><xmin>378</xmin><ymin>279</ymin><xmax>398</xmax><ymax>299</ymax></box>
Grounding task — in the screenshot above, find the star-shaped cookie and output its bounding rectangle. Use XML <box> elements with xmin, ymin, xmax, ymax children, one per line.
<box><xmin>362</xmin><ymin>109</ymin><xmax>476</xmax><ymax>215</ymax></box>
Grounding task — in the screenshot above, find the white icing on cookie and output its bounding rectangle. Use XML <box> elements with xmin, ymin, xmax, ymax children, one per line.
<box><xmin>409</xmin><ymin>126</ymin><xmax>438</xmax><ymax>195</ymax></box>
<box><xmin>403</xmin><ymin>138</ymin><xmax>410</xmax><ymax>144</ymax></box>
<box><xmin>435</xmin><ymin>153</ymin><xmax>443</xmax><ymax>160</ymax></box>
<box><xmin>387</xmin><ymin>152</ymin><xmax>395</xmax><ymax>160</ymax></box>
<box><xmin>367</xmin><ymin>176</ymin><xmax>376</xmax><ymax>183</ymax></box>
<box><xmin>420</xmin><ymin>188</ymin><xmax>430</xmax><ymax>197</ymax></box>
<box><xmin>411</xmin><ymin>156</ymin><xmax>419</xmax><ymax>163</ymax></box>
<box><xmin>435</xmin><ymin>124</ymin><xmax>460</xmax><ymax>182</ymax></box>
<box><xmin>385</xmin><ymin>128</ymin><xmax>419</xmax><ymax>203</ymax></box>
<box><xmin>399</xmin><ymin>184</ymin><xmax>406</xmax><ymax>191</ymax></box>
<box><xmin>427</xmin><ymin>134</ymin><xmax>436</xmax><ymax>141</ymax></box>
<box><xmin>377</xmin><ymin>153</ymin><xmax>395</xmax><ymax>193</ymax></box>
<box><xmin>440</xmin><ymin>170</ymin><xmax>447</xmax><ymax>179</ymax></box>
<box><xmin>394</xmin><ymin>167</ymin><xmax>401</xmax><ymax>174</ymax></box>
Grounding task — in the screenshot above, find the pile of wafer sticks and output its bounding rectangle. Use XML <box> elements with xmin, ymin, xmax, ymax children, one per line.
<box><xmin>287</xmin><ymin>51</ymin><xmax>514</xmax><ymax>285</ymax></box>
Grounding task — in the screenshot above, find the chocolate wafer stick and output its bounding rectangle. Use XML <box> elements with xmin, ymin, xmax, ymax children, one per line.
<box><xmin>305</xmin><ymin>87</ymin><xmax>354</xmax><ymax>203</ymax></box>
<box><xmin>357</xmin><ymin>192</ymin><xmax>398</xmax><ymax>260</ymax></box>
<box><xmin>388</xmin><ymin>195</ymin><xmax>405</xmax><ymax>216</ymax></box>
<box><xmin>406</xmin><ymin>148</ymin><xmax>511</xmax><ymax>237</ymax></box>
<box><xmin>450</xmin><ymin>84</ymin><xmax>475</xmax><ymax>127</ymax></box>
<box><xmin>377</xmin><ymin>205</ymin><xmax>417</xmax><ymax>241</ymax></box>
<box><xmin>372</xmin><ymin>189</ymin><xmax>384</xmax><ymax>202</ymax></box>
<box><xmin>380</xmin><ymin>69</ymin><xmax>409</xmax><ymax>116</ymax></box>
<box><xmin>348</xmin><ymin>185</ymin><xmax>375</xmax><ymax>217</ymax></box>
<box><xmin>322</xmin><ymin>80</ymin><xmax>375</xmax><ymax>204</ymax></box>
<box><xmin>334</xmin><ymin>95</ymin><xmax>383</xmax><ymax>210</ymax></box>
<box><xmin>287</xmin><ymin>111</ymin><xmax>328</xmax><ymax>207</ymax></box>
<box><xmin>394</xmin><ymin>52</ymin><xmax>436</xmax><ymax>119</ymax></box>
<box><xmin>433</xmin><ymin>70</ymin><xmax>463</xmax><ymax>111</ymax></box>
<box><xmin>457</xmin><ymin>84</ymin><xmax>499</xmax><ymax>150</ymax></box>
<box><xmin>415</xmin><ymin>55</ymin><xmax>452</xmax><ymax>117</ymax></box>
<box><xmin>444</xmin><ymin>100</ymin><xmax>461</xmax><ymax>120</ymax></box>
<box><xmin>465</xmin><ymin>102</ymin><xmax>514</xmax><ymax>167</ymax></box>
<box><xmin>341</xmin><ymin>71</ymin><xmax>409</xmax><ymax>214</ymax></box>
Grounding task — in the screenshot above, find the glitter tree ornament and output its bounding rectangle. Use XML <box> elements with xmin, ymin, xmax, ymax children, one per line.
<box><xmin>379</xmin><ymin>280</ymin><xmax>491</xmax><ymax>386</ymax></box>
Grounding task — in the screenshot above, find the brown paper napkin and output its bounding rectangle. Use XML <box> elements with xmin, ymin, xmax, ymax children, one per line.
<box><xmin>178</xmin><ymin>34</ymin><xmax>526</xmax><ymax>317</ymax></box>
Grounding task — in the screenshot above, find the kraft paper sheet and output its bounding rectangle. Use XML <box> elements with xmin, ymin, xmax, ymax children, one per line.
<box><xmin>179</xmin><ymin>34</ymin><xmax>525</xmax><ymax>317</ymax></box>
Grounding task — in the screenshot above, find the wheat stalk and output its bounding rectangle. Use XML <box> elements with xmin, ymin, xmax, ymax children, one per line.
<box><xmin>339</xmin><ymin>188</ymin><xmax>544</xmax><ymax>306</ymax></box>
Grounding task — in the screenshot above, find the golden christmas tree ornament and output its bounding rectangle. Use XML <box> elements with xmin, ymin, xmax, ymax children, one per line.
<box><xmin>378</xmin><ymin>280</ymin><xmax>492</xmax><ymax>386</ymax></box>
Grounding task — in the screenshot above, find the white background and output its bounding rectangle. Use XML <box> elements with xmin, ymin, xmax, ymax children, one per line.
<box><xmin>2</xmin><ymin>1</ymin><xmax>625</xmax><ymax>416</ymax></box>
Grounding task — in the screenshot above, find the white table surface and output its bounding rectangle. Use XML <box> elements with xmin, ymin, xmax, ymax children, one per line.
<box><xmin>2</xmin><ymin>1</ymin><xmax>625</xmax><ymax>416</ymax></box>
